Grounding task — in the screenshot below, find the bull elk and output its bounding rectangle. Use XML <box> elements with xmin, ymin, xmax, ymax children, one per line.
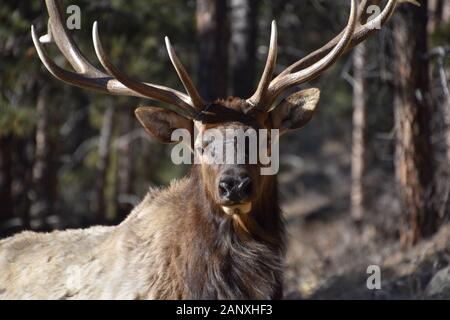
<box><xmin>0</xmin><ymin>0</ymin><xmax>410</xmax><ymax>299</ymax></box>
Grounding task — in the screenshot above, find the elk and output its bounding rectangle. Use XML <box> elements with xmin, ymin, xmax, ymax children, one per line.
<box><xmin>0</xmin><ymin>0</ymin><xmax>408</xmax><ymax>299</ymax></box>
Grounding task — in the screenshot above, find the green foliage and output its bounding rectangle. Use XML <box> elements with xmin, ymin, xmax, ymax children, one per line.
<box><xmin>0</xmin><ymin>2</ymin><xmax>41</xmax><ymax>137</ymax></box>
<box><xmin>0</xmin><ymin>98</ymin><xmax>36</xmax><ymax>137</ymax></box>
<box><xmin>431</xmin><ymin>21</ymin><xmax>450</xmax><ymax>47</ymax></box>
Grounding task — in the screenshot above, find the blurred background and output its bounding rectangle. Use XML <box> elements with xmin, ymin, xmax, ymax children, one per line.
<box><xmin>1</xmin><ymin>0</ymin><xmax>450</xmax><ymax>298</ymax></box>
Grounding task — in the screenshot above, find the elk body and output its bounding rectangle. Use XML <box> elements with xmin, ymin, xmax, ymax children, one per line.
<box><xmin>0</xmin><ymin>0</ymin><xmax>408</xmax><ymax>299</ymax></box>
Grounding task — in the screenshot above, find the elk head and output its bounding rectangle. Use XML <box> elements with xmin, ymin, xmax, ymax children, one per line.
<box><xmin>32</xmin><ymin>0</ymin><xmax>404</xmax><ymax>221</ymax></box>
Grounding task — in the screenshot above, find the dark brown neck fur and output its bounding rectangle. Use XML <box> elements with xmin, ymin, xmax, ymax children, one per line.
<box><xmin>182</xmin><ymin>166</ymin><xmax>285</xmax><ymax>299</ymax></box>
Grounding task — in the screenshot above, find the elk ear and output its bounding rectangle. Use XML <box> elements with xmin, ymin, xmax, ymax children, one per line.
<box><xmin>135</xmin><ymin>106</ymin><xmax>192</xmax><ymax>143</ymax></box>
<box><xmin>269</xmin><ymin>88</ymin><xmax>320</xmax><ymax>134</ymax></box>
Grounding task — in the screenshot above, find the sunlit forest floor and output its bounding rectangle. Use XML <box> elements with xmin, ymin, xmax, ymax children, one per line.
<box><xmin>281</xmin><ymin>140</ymin><xmax>450</xmax><ymax>299</ymax></box>
<box><xmin>285</xmin><ymin>217</ymin><xmax>450</xmax><ymax>299</ymax></box>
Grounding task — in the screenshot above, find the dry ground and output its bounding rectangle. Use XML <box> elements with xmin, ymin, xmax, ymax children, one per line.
<box><xmin>280</xmin><ymin>140</ymin><xmax>450</xmax><ymax>299</ymax></box>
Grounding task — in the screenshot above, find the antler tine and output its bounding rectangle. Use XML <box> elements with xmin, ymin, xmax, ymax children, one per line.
<box><xmin>38</xmin><ymin>20</ymin><xmax>53</xmax><ymax>44</ymax></box>
<box><xmin>278</xmin><ymin>0</ymin><xmax>395</xmax><ymax>79</ymax></box>
<box><xmin>32</xmin><ymin>24</ymin><xmax>193</xmax><ymax>116</ymax></box>
<box><xmin>32</xmin><ymin>0</ymin><xmax>199</xmax><ymax>119</ymax></box>
<box><xmin>32</xmin><ymin>25</ymin><xmax>126</xmax><ymax>94</ymax></box>
<box><xmin>260</xmin><ymin>0</ymin><xmax>358</xmax><ymax>109</ymax></box>
<box><xmin>92</xmin><ymin>22</ymin><xmax>196</xmax><ymax>118</ymax></box>
<box><xmin>45</xmin><ymin>0</ymin><xmax>101</xmax><ymax>76</ymax></box>
<box><xmin>356</xmin><ymin>0</ymin><xmax>371</xmax><ymax>25</ymax></box>
<box><xmin>165</xmin><ymin>37</ymin><xmax>206</xmax><ymax>110</ymax></box>
<box><xmin>246</xmin><ymin>21</ymin><xmax>278</xmax><ymax>110</ymax></box>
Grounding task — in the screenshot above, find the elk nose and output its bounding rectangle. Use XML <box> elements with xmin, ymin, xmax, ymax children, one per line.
<box><xmin>218</xmin><ymin>176</ymin><xmax>252</xmax><ymax>203</ymax></box>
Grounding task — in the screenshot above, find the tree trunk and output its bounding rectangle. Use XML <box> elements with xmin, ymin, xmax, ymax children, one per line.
<box><xmin>433</xmin><ymin>50</ymin><xmax>450</xmax><ymax>167</ymax></box>
<box><xmin>436</xmin><ymin>66</ymin><xmax>450</xmax><ymax>219</ymax></box>
<box><xmin>350</xmin><ymin>1</ymin><xmax>377</xmax><ymax>222</ymax></box>
<box><xmin>30</xmin><ymin>87</ymin><xmax>58</xmax><ymax>230</ymax></box>
<box><xmin>429</xmin><ymin>0</ymin><xmax>443</xmax><ymax>32</ymax></box>
<box><xmin>351</xmin><ymin>42</ymin><xmax>368</xmax><ymax>222</ymax></box>
<box><xmin>429</xmin><ymin>0</ymin><xmax>450</xmax><ymax>32</ymax></box>
<box><xmin>430</xmin><ymin>0</ymin><xmax>450</xmax><ymax>164</ymax></box>
<box><xmin>196</xmin><ymin>0</ymin><xmax>229</xmax><ymax>100</ymax></box>
<box><xmin>429</xmin><ymin>0</ymin><xmax>450</xmax><ymax>218</ymax></box>
<box><xmin>116</xmin><ymin>108</ymin><xmax>134</xmax><ymax>222</ymax></box>
<box><xmin>443</xmin><ymin>76</ymin><xmax>450</xmax><ymax>166</ymax></box>
<box><xmin>393</xmin><ymin>1</ymin><xmax>439</xmax><ymax>246</ymax></box>
<box><xmin>230</xmin><ymin>0</ymin><xmax>258</xmax><ymax>97</ymax></box>
<box><xmin>93</xmin><ymin>106</ymin><xmax>115</xmax><ymax>223</ymax></box>
<box><xmin>0</xmin><ymin>134</ymin><xmax>14</xmax><ymax>226</ymax></box>
<box><xmin>13</xmin><ymin>138</ymin><xmax>32</xmax><ymax>230</ymax></box>
<box><xmin>444</xmin><ymin>0</ymin><xmax>450</xmax><ymax>23</ymax></box>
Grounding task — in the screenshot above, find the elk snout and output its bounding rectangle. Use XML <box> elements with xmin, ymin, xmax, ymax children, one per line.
<box><xmin>218</xmin><ymin>175</ymin><xmax>252</xmax><ymax>204</ymax></box>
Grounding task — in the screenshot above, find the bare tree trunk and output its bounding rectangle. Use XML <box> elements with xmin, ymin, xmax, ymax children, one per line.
<box><xmin>0</xmin><ymin>134</ymin><xmax>14</xmax><ymax>227</ymax></box>
<box><xmin>444</xmin><ymin>1</ymin><xmax>450</xmax><ymax>23</ymax></box>
<box><xmin>443</xmin><ymin>81</ymin><xmax>450</xmax><ymax>166</ymax></box>
<box><xmin>429</xmin><ymin>0</ymin><xmax>450</xmax><ymax>218</ymax></box>
<box><xmin>13</xmin><ymin>139</ymin><xmax>32</xmax><ymax>230</ymax></box>
<box><xmin>30</xmin><ymin>87</ymin><xmax>58</xmax><ymax>230</ymax></box>
<box><xmin>429</xmin><ymin>0</ymin><xmax>443</xmax><ymax>32</ymax></box>
<box><xmin>430</xmin><ymin>0</ymin><xmax>450</xmax><ymax>164</ymax></box>
<box><xmin>430</xmin><ymin>0</ymin><xmax>450</xmax><ymax>31</ymax></box>
<box><xmin>350</xmin><ymin>1</ymin><xmax>378</xmax><ymax>222</ymax></box>
<box><xmin>230</xmin><ymin>0</ymin><xmax>258</xmax><ymax>97</ymax></box>
<box><xmin>93</xmin><ymin>106</ymin><xmax>115</xmax><ymax>223</ymax></box>
<box><xmin>432</xmin><ymin>50</ymin><xmax>450</xmax><ymax>166</ymax></box>
<box><xmin>393</xmin><ymin>1</ymin><xmax>439</xmax><ymax>246</ymax></box>
<box><xmin>437</xmin><ymin>75</ymin><xmax>450</xmax><ymax>219</ymax></box>
<box><xmin>351</xmin><ymin>42</ymin><xmax>368</xmax><ymax>222</ymax></box>
<box><xmin>196</xmin><ymin>0</ymin><xmax>229</xmax><ymax>100</ymax></box>
<box><xmin>116</xmin><ymin>108</ymin><xmax>134</xmax><ymax>222</ymax></box>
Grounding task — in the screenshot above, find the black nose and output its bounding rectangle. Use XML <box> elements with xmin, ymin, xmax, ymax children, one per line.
<box><xmin>218</xmin><ymin>175</ymin><xmax>252</xmax><ymax>203</ymax></box>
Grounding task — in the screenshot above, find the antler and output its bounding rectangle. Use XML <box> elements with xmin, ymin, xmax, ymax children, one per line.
<box><xmin>31</xmin><ymin>0</ymin><xmax>204</xmax><ymax>119</ymax></box>
<box><xmin>247</xmin><ymin>21</ymin><xmax>278</xmax><ymax>112</ymax></box>
<box><xmin>247</xmin><ymin>0</ymin><xmax>402</xmax><ymax>112</ymax></box>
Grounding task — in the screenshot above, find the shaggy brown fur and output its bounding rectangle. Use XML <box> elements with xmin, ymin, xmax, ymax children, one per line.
<box><xmin>0</xmin><ymin>94</ymin><xmax>323</xmax><ymax>300</ymax></box>
<box><xmin>0</xmin><ymin>166</ymin><xmax>285</xmax><ymax>299</ymax></box>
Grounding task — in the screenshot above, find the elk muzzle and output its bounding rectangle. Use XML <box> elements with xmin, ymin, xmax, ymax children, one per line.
<box><xmin>218</xmin><ymin>171</ymin><xmax>253</xmax><ymax>214</ymax></box>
